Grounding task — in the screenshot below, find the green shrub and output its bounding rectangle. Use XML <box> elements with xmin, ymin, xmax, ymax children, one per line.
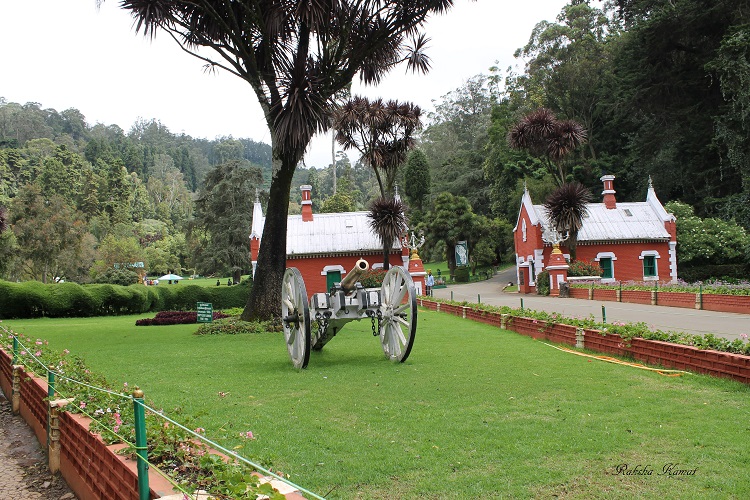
<box><xmin>0</xmin><ymin>279</ymin><xmax>252</xmax><ymax>319</ymax></box>
<box><xmin>568</xmin><ymin>260</ymin><xmax>603</xmax><ymax>277</ymax></box>
<box><xmin>679</xmin><ymin>264</ymin><xmax>749</xmax><ymax>283</ymax></box>
<box><xmin>194</xmin><ymin>317</ymin><xmax>275</xmax><ymax>335</ymax></box>
<box><xmin>535</xmin><ymin>271</ymin><xmax>550</xmax><ymax>296</ymax></box>
<box><xmin>454</xmin><ymin>266</ymin><xmax>470</xmax><ymax>283</ymax></box>
<box><xmin>93</xmin><ymin>268</ymin><xmax>140</xmax><ymax>286</ymax></box>
<box><xmin>360</xmin><ymin>269</ymin><xmax>387</xmax><ymax>288</ymax></box>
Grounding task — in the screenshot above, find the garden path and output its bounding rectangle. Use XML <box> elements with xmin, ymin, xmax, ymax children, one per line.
<box><xmin>432</xmin><ymin>273</ymin><xmax>749</xmax><ymax>341</ymax></box>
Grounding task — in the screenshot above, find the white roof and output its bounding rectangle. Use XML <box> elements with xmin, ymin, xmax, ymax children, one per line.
<box><xmin>524</xmin><ymin>184</ymin><xmax>676</xmax><ymax>243</ymax></box>
<box><xmin>252</xmin><ymin>206</ymin><xmax>400</xmax><ymax>256</ymax></box>
<box><xmin>531</xmin><ymin>201</ymin><xmax>672</xmax><ymax>242</ymax></box>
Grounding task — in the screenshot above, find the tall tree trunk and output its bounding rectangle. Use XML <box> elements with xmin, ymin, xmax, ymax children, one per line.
<box><xmin>382</xmin><ymin>242</ymin><xmax>390</xmax><ymax>270</ymax></box>
<box><xmin>241</xmin><ymin>148</ymin><xmax>297</xmax><ymax>322</ymax></box>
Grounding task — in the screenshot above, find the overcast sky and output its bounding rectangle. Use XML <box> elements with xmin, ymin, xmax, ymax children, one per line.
<box><xmin>0</xmin><ymin>1</ymin><xmax>568</xmax><ymax>168</ymax></box>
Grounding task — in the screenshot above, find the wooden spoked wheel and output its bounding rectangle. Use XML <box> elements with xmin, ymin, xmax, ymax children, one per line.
<box><xmin>379</xmin><ymin>266</ymin><xmax>417</xmax><ymax>362</ymax></box>
<box><xmin>281</xmin><ymin>267</ymin><xmax>311</xmax><ymax>369</ymax></box>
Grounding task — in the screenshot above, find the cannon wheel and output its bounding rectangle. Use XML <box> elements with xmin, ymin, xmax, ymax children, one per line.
<box><xmin>281</xmin><ymin>267</ymin><xmax>311</xmax><ymax>369</ymax></box>
<box><xmin>379</xmin><ymin>266</ymin><xmax>417</xmax><ymax>362</ymax></box>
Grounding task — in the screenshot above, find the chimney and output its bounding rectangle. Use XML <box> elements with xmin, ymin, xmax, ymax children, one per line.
<box><xmin>601</xmin><ymin>174</ymin><xmax>616</xmax><ymax>209</ymax></box>
<box><xmin>300</xmin><ymin>185</ymin><xmax>314</xmax><ymax>222</ymax></box>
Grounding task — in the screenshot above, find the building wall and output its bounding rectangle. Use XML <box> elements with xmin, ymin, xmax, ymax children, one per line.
<box><xmin>567</xmin><ymin>242</ymin><xmax>673</xmax><ymax>282</ymax></box>
<box><xmin>513</xmin><ymin>204</ymin><xmax>676</xmax><ymax>286</ymax></box>
<box><xmin>288</xmin><ymin>252</ymin><xmax>404</xmax><ymax>294</ymax></box>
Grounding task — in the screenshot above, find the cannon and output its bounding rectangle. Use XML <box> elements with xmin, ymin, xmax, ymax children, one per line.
<box><xmin>281</xmin><ymin>259</ymin><xmax>417</xmax><ymax>369</ymax></box>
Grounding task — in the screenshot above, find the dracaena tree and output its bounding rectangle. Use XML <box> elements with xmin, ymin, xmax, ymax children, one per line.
<box><xmin>333</xmin><ymin>96</ymin><xmax>422</xmax><ymax>268</ymax></box>
<box><xmin>113</xmin><ymin>0</ymin><xmax>462</xmax><ymax>320</ymax></box>
<box><xmin>543</xmin><ymin>181</ymin><xmax>592</xmax><ymax>261</ymax></box>
<box><xmin>508</xmin><ymin>108</ymin><xmax>586</xmax><ymax>186</ymax></box>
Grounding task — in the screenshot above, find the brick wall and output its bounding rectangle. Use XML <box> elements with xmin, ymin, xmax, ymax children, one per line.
<box><xmin>567</xmin><ymin>287</ymin><xmax>750</xmax><ymax>314</ymax></box>
<box><xmin>288</xmin><ymin>252</ymin><xmax>402</xmax><ymax>295</ymax></box>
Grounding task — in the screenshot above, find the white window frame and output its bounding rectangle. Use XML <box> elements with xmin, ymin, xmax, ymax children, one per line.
<box><xmin>594</xmin><ymin>252</ymin><xmax>617</xmax><ymax>282</ymax></box>
<box><xmin>639</xmin><ymin>250</ymin><xmax>660</xmax><ymax>281</ymax></box>
<box><xmin>321</xmin><ymin>264</ymin><xmax>347</xmax><ymax>276</ymax></box>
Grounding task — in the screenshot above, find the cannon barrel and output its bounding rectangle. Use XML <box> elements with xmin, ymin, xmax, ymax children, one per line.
<box><xmin>339</xmin><ymin>259</ymin><xmax>369</xmax><ymax>293</ymax></box>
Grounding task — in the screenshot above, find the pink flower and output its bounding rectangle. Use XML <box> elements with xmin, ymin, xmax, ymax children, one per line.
<box><xmin>20</xmin><ymin>350</ymin><xmax>26</xmax><ymax>356</ymax></box>
<box><xmin>63</xmin><ymin>349</ymin><xmax>70</xmax><ymax>355</ymax></box>
<box><xmin>80</xmin><ymin>402</ymin><xmax>87</xmax><ymax>409</ymax></box>
<box><xmin>34</xmin><ymin>351</ymin><xmax>41</xmax><ymax>357</ymax></box>
<box><xmin>35</xmin><ymin>340</ymin><xmax>43</xmax><ymax>345</ymax></box>
<box><xmin>218</xmin><ymin>391</ymin><xmax>228</xmax><ymax>397</ymax></box>
<box><xmin>240</xmin><ymin>431</ymin><xmax>255</xmax><ymax>439</ymax></box>
<box><xmin>113</xmin><ymin>425</ymin><xmax>120</xmax><ymax>433</ymax></box>
<box><xmin>195</xmin><ymin>427</ymin><xmax>205</xmax><ymax>434</ymax></box>
<box><xmin>741</xmin><ymin>334</ymin><xmax>749</xmax><ymax>340</ymax></box>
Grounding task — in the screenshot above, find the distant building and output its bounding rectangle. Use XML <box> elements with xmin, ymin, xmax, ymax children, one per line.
<box><xmin>250</xmin><ymin>185</ymin><xmax>421</xmax><ymax>295</ymax></box>
<box><xmin>513</xmin><ymin>175</ymin><xmax>677</xmax><ymax>293</ymax></box>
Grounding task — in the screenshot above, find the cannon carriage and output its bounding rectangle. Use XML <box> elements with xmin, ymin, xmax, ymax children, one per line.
<box><xmin>281</xmin><ymin>259</ymin><xmax>417</xmax><ymax>368</ymax></box>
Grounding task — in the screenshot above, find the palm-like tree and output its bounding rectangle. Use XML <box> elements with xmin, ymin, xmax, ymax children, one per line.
<box><xmin>367</xmin><ymin>197</ymin><xmax>408</xmax><ymax>269</ymax></box>
<box><xmin>508</xmin><ymin>108</ymin><xmax>587</xmax><ymax>185</ymax></box>
<box><xmin>333</xmin><ymin>96</ymin><xmax>421</xmax><ymax>268</ymax></box>
<box><xmin>333</xmin><ymin>96</ymin><xmax>422</xmax><ymax>198</ymax></box>
<box><xmin>543</xmin><ymin>182</ymin><xmax>592</xmax><ymax>260</ymax></box>
<box><xmin>115</xmin><ymin>0</ymin><xmax>459</xmax><ymax>320</ymax></box>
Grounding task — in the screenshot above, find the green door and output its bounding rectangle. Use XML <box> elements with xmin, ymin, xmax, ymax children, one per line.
<box><xmin>326</xmin><ymin>270</ymin><xmax>342</xmax><ymax>291</ymax></box>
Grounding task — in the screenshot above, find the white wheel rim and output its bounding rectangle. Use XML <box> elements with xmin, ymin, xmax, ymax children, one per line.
<box><xmin>282</xmin><ymin>268</ymin><xmax>310</xmax><ymax>368</ymax></box>
<box><xmin>379</xmin><ymin>266</ymin><xmax>416</xmax><ymax>362</ymax></box>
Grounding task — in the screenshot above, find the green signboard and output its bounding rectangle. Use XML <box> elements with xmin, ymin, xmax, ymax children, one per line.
<box><xmin>197</xmin><ymin>302</ymin><xmax>213</xmax><ymax>323</ymax></box>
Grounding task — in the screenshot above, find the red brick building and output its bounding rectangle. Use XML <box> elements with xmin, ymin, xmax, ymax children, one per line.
<box><xmin>250</xmin><ymin>186</ymin><xmax>424</xmax><ymax>295</ymax></box>
<box><xmin>513</xmin><ymin>175</ymin><xmax>677</xmax><ymax>293</ymax></box>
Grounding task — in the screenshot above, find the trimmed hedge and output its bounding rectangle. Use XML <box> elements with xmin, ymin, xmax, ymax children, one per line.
<box><xmin>0</xmin><ymin>280</ymin><xmax>251</xmax><ymax>319</ymax></box>
<box><xmin>679</xmin><ymin>263</ymin><xmax>749</xmax><ymax>283</ymax></box>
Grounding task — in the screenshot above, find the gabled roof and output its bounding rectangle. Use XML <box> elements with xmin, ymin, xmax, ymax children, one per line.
<box><xmin>530</xmin><ymin>202</ymin><xmax>672</xmax><ymax>242</ymax></box>
<box><xmin>252</xmin><ymin>205</ymin><xmax>400</xmax><ymax>256</ymax></box>
<box><xmin>513</xmin><ymin>187</ymin><xmax>540</xmax><ymax>231</ymax></box>
<box><xmin>517</xmin><ymin>179</ymin><xmax>676</xmax><ymax>243</ymax></box>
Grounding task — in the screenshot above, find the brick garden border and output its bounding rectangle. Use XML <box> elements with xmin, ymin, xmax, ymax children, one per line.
<box><xmin>419</xmin><ymin>298</ymin><xmax>750</xmax><ymax>385</ymax></box>
<box><xmin>0</xmin><ymin>347</ymin><xmax>175</xmax><ymax>500</ymax></box>
<box><xmin>569</xmin><ymin>286</ymin><xmax>750</xmax><ymax>314</ymax></box>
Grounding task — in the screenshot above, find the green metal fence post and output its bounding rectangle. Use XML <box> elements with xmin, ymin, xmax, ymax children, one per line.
<box><xmin>520</xmin><ymin>298</ymin><xmax>524</xmax><ymax>311</ymax></box>
<box><xmin>478</xmin><ymin>294</ymin><xmax>481</xmax><ymax>304</ymax></box>
<box><xmin>133</xmin><ymin>388</ymin><xmax>149</xmax><ymax>500</ymax></box>
<box><xmin>601</xmin><ymin>304</ymin><xmax>607</xmax><ymax>324</ymax></box>
<box><xmin>450</xmin><ymin>291</ymin><xmax>454</xmax><ymax>301</ymax></box>
<box><xmin>12</xmin><ymin>335</ymin><xmax>18</xmax><ymax>365</ymax></box>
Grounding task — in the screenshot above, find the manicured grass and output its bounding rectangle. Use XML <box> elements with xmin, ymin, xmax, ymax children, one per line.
<box><xmin>147</xmin><ymin>275</ymin><xmax>251</xmax><ymax>287</ymax></box>
<box><xmin>5</xmin><ymin>312</ymin><xmax>750</xmax><ymax>499</ymax></box>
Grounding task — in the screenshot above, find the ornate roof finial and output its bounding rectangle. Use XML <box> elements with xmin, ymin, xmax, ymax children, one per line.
<box><xmin>648</xmin><ymin>175</ymin><xmax>653</xmax><ymax>189</ymax></box>
<box><xmin>523</xmin><ymin>179</ymin><xmax>528</xmax><ymax>192</ymax></box>
<box><xmin>255</xmin><ymin>188</ymin><xmax>260</xmax><ymax>203</ymax></box>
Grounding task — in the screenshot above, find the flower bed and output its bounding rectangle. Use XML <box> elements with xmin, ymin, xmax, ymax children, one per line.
<box><xmin>135</xmin><ymin>310</ymin><xmax>230</xmax><ymax>326</ymax></box>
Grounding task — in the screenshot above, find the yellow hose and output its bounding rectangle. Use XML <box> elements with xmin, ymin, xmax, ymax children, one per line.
<box><xmin>540</xmin><ymin>341</ymin><xmax>691</xmax><ymax>377</ymax></box>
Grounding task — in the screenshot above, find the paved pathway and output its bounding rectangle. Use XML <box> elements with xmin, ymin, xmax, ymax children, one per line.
<box><xmin>0</xmin><ymin>391</ymin><xmax>75</xmax><ymax>500</ymax></box>
<box><xmin>432</xmin><ymin>273</ymin><xmax>749</xmax><ymax>341</ymax></box>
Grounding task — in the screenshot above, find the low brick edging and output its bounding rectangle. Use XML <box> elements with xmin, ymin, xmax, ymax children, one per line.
<box><xmin>0</xmin><ymin>347</ymin><xmax>309</xmax><ymax>500</ymax></box>
<box><xmin>568</xmin><ymin>287</ymin><xmax>750</xmax><ymax>314</ymax></box>
<box><xmin>418</xmin><ymin>299</ymin><xmax>750</xmax><ymax>385</ymax></box>
<box><xmin>0</xmin><ymin>347</ymin><xmax>180</xmax><ymax>499</ymax></box>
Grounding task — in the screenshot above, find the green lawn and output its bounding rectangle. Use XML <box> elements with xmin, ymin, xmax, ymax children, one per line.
<box><xmin>5</xmin><ymin>312</ymin><xmax>749</xmax><ymax>499</ymax></box>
